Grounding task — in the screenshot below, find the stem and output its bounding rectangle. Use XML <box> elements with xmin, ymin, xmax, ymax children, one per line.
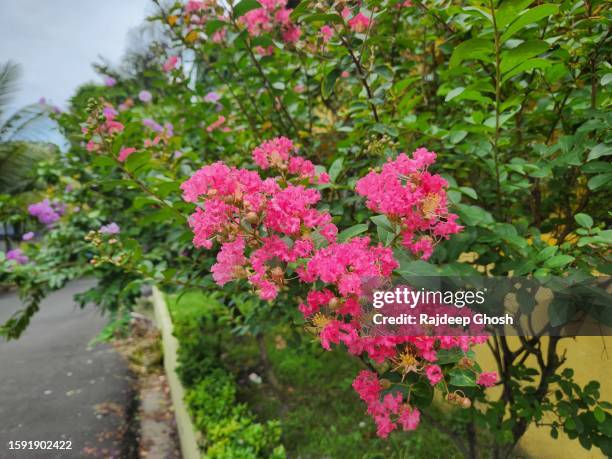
<box><xmin>489</xmin><ymin>0</ymin><xmax>503</xmax><ymax>219</ymax></box>
<box><xmin>110</xmin><ymin>155</ymin><xmax>186</xmax><ymax>224</ymax></box>
<box><xmin>229</xmin><ymin>11</ymin><xmax>300</xmax><ymax>137</ymax></box>
<box><xmin>337</xmin><ymin>33</ymin><xmax>380</xmax><ymax>123</ymax></box>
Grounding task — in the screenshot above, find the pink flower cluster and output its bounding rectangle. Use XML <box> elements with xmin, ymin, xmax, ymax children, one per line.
<box><xmin>182</xmin><ymin>139</ymin><xmax>496</xmax><ymax>438</ymax></box>
<box><xmin>84</xmin><ymin>105</ymin><xmax>124</xmax><ymax>153</ymax></box>
<box><xmin>241</xmin><ymin>0</ymin><xmax>301</xmax><ymax>44</ymax></box>
<box><xmin>353</xmin><ymin>371</ymin><xmax>420</xmax><ymax>437</ymax></box>
<box><xmin>252</xmin><ymin>136</ymin><xmax>329</xmax><ymax>183</ymax></box>
<box><xmin>181</xmin><ymin>139</ymin><xmax>335</xmax><ymax>300</ymax></box>
<box><xmin>356</xmin><ymin>148</ymin><xmax>462</xmax><ymax>260</ymax></box>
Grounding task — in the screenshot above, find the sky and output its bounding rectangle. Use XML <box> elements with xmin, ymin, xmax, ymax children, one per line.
<box><xmin>0</xmin><ymin>0</ymin><xmax>150</xmax><ymax>114</ymax></box>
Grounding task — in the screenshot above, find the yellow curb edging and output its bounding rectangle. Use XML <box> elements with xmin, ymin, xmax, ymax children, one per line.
<box><xmin>152</xmin><ymin>286</ymin><xmax>200</xmax><ymax>459</ymax></box>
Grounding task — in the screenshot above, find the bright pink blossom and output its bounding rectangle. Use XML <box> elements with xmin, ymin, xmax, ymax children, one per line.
<box><xmin>118</xmin><ymin>147</ymin><xmax>136</xmax><ymax>162</ymax></box>
<box><xmin>348</xmin><ymin>12</ymin><xmax>372</xmax><ymax>33</ymax></box>
<box><xmin>477</xmin><ymin>371</ymin><xmax>498</xmax><ymax>387</ymax></box>
<box><xmin>425</xmin><ymin>365</ymin><xmax>443</xmax><ymax>385</ymax></box>
<box><xmin>321</xmin><ymin>25</ymin><xmax>334</xmax><ymax>42</ymax></box>
<box><xmin>163</xmin><ymin>55</ymin><xmax>180</xmax><ymax>72</ymax></box>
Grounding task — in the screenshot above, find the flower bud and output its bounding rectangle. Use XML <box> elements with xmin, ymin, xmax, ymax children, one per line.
<box><xmin>246</xmin><ymin>212</ymin><xmax>259</xmax><ymax>224</ymax></box>
<box><xmin>461</xmin><ymin>397</ymin><xmax>472</xmax><ymax>409</ymax></box>
<box><xmin>379</xmin><ymin>378</ymin><xmax>392</xmax><ymax>389</ymax></box>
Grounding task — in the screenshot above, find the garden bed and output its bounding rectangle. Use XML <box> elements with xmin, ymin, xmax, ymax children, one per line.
<box><xmin>162</xmin><ymin>290</ymin><xmax>464</xmax><ymax>459</ymax></box>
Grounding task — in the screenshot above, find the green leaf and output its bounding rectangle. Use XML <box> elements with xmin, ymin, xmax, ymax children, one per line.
<box><xmin>587</xmin><ymin>143</ymin><xmax>612</xmax><ymax>161</ymax></box>
<box><xmin>338</xmin><ymin>224</ymin><xmax>369</xmax><ymax>242</ymax></box>
<box><xmin>500</xmin><ymin>40</ymin><xmax>549</xmax><ymax>74</ymax></box>
<box><xmin>544</xmin><ymin>255</ymin><xmax>574</xmax><ymax>269</ymax></box>
<box><xmin>549</xmin><ymin>297</ymin><xmax>574</xmax><ymax>327</ymax></box>
<box><xmin>455</xmin><ymin>204</ymin><xmax>494</xmax><ymax>226</ymax></box>
<box><xmin>459</xmin><ymin>186</ymin><xmax>478</xmax><ymax>199</ymax></box>
<box><xmin>301</xmin><ymin>13</ymin><xmax>343</xmax><ymax>24</ymax></box>
<box><xmin>436</xmin><ymin>348</ymin><xmax>467</xmax><ymax>364</ymax></box>
<box><xmin>501</xmin><ymin>58</ymin><xmax>551</xmax><ymax>83</ymax></box>
<box><xmin>370</xmin><ymin>214</ymin><xmax>394</xmax><ymax>232</ymax></box>
<box><xmin>445</xmin><ymin>87</ymin><xmax>465</xmax><ymax>102</ymax></box>
<box><xmin>321</xmin><ymin>67</ymin><xmax>341</xmax><ymax>99</ymax></box>
<box><xmin>587</xmin><ymin>173</ymin><xmax>612</xmax><ymax>191</ymax></box>
<box><xmin>500</xmin><ymin>4</ymin><xmax>559</xmax><ymax>43</ymax></box>
<box><xmin>449</xmin><ymin>38</ymin><xmax>493</xmax><ymax>68</ymax></box>
<box><xmin>496</xmin><ymin>0</ymin><xmax>534</xmax><ymax>28</ymax></box>
<box><xmin>396</xmin><ymin>259</ymin><xmax>438</xmax><ymax>277</ymax></box>
<box><xmin>289</xmin><ymin>0</ymin><xmax>310</xmax><ymax>20</ymax></box>
<box><xmin>92</xmin><ymin>155</ymin><xmax>116</xmax><ymax>168</ymax></box>
<box><xmin>594</xmin><ymin>406</ymin><xmax>606</xmax><ymax>423</ymax></box>
<box><xmin>449</xmin><ymin>369</ymin><xmax>477</xmax><ymax>387</ymax></box>
<box><xmin>233</xmin><ymin>0</ymin><xmax>261</xmax><ymax>18</ymax></box>
<box><xmin>450</xmin><ymin>130</ymin><xmax>468</xmax><ymax>144</ymax></box>
<box><xmin>574</xmin><ymin>213</ymin><xmax>593</xmax><ymax>228</ymax></box>
<box><xmin>205</xmin><ymin>19</ymin><xmax>226</xmax><ymax>35</ymax></box>
<box><xmin>328</xmin><ymin>157</ymin><xmax>343</xmax><ymax>182</ymax></box>
<box><xmin>463</xmin><ymin>6</ymin><xmax>492</xmax><ymax>23</ymax></box>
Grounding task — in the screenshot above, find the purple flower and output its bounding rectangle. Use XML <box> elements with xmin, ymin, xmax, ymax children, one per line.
<box><xmin>28</xmin><ymin>199</ymin><xmax>62</xmax><ymax>225</ymax></box>
<box><xmin>6</xmin><ymin>248</ymin><xmax>29</xmax><ymax>265</ymax></box>
<box><xmin>103</xmin><ymin>107</ymin><xmax>118</xmax><ymax>119</ymax></box>
<box><xmin>138</xmin><ymin>90</ymin><xmax>152</xmax><ymax>103</ymax></box>
<box><xmin>100</xmin><ymin>222</ymin><xmax>120</xmax><ymax>234</ymax></box>
<box><xmin>204</xmin><ymin>91</ymin><xmax>220</xmax><ymax>103</ymax></box>
<box><xmin>104</xmin><ymin>76</ymin><xmax>117</xmax><ymax>87</ymax></box>
<box><xmin>22</xmin><ymin>232</ymin><xmax>35</xmax><ymax>241</ymax></box>
<box><xmin>38</xmin><ymin>97</ymin><xmax>47</xmax><ymax>105</ymax></box>
<box><xmin>142</xmin><ymin>118</ymin><xmax>163</xmax><ymax>133</ymax></box>
<box><xmin>173</xmin><ymin>150</ymin><xmax>183</xmax><ymax>159</ymax></box>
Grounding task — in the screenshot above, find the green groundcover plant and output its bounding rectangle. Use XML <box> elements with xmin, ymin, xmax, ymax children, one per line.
<box><xmin>1</xmin><ymin>0</ymin><xmax>610</xmax><ymax>457</ymax></box>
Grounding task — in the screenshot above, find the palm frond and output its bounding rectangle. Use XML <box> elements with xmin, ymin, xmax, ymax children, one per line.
<box><xmin>0</xmin><ymin>61</ymin><xmax>22</xmax><ymax>118</ymax></box>
<box><xmin>0</xmin><ymin>103</ymin><xmax>51</xmax><ymax>142</ymax></box>
<box><xmin>0</xmin><ymin>141</ymin><xmax>56</xmax><ymax>194</ymax></box>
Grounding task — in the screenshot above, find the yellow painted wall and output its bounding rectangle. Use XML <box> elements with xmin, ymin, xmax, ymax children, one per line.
<box><xmin>474</xmin><ymin>336</ymin><xmax>611</xmax><ymax>459</ymax></box>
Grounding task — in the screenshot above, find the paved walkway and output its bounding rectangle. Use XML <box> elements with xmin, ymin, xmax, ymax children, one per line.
<box><xmin>0</xmin><ymin>280</ymin><xmax>136</xmax><ymax>459</ymax></box>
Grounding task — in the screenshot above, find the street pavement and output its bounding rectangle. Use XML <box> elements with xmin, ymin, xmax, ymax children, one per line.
<box><xmin>0</xmin><ymin>279</ymin><xmax>136</xmax><ymax>459</ymax></box>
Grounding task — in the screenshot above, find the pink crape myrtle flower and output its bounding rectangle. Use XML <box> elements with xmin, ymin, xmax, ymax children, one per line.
<box><xmin>104</xmin><ymin>76</ymin><xmax>116</xmax><ymax>87</ymax></box>
<box><xmin>180</xmin><ymin>137</ymin><xmax>484</xmax><ymax>439</ymax></box>
<box><xmin>425</xmin><ymin>365</ymin><xmax>443</xmax><ymax>385</ymax></box>
<box><xmin>163</xmin><ymin>55</ymin><xmax>180</xmax><ymax>72</ymax></box>
<box><xmin>477</xmin><ymin>371</ymin><xmax>498</xmax><ymax>387</ymax></box>
<box><xmin>252</xmin><ymin>136</ymin><xmax>328</xmax><ymax>184</ymax></box>
<box><xmin>241</xmin><ymin>0</ymin><xmax>300</xmax><ymax>44</ymax></box>
<box><xmin>355</xmin><ymin>148</ymin><xmax>462</xmax><ymax>260</ymax></box>
<box><xmin>398</xmin><ymin>405</ymin><xmax>420</xmax><ymax>431</ymax></box>
<box><xmin>321</xmin><ymin>25</ymin><xmax>334</xmax><ymax>42</ymax></box>
<box><xmin>348</xmin><ymin>12</ymin><xmax>372</xmax><ymax>33</ymax></box>
<box><xmin>118</xmin><ymin>147</ymin><xmax>137</xmax><ymax>162</ymax></box>
<box><xmin>211</xmin><ymin>237</ymin><xmax>246</xmax><ymax>285</ymax></box>
<box><xmin>206</xmin><ymin>115</ymin><xmax>226</xmax><ymax>132</ymax></box>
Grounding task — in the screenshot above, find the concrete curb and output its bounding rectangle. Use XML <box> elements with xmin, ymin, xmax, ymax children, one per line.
<box><xmin>152</xmin><ymin>286</ymin><xmax>200</xmax><ymax>459</ymax></box>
